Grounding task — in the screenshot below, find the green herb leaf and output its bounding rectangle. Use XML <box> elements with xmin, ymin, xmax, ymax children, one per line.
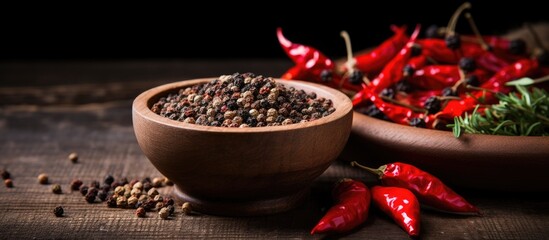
<box><xmin>451</xmin><ymin>87</ymin><xmax>549</xmax><ymax>136</ymax></box>
<box><xmin>505</xmin><ymin>77</ymin><xmax>535</xmax><ymax>86</ymax></box>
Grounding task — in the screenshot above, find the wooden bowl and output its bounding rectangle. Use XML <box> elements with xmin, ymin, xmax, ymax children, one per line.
<box><xmin>132</xmin><ymin>78</ymin><xmax>353</xmax><ymax>216</ymax></box>
<box><xmin>341</xmin><ymin>112</ymin><xmax>549</xmax><ymax>192</ymax></box>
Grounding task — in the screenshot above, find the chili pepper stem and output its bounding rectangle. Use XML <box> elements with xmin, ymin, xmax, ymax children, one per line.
<box><xmin>525</xmin><ymin>23</ymin><xmax>548</xmax><ymax>51</ymax></box>
<box><xmin>464</xmin><ymin>13</ymin><xmax>490</xmax><ymax>51</ymax></box>
<box><xmin>350</xmin><ymin>161</ymin><xmax>386</xmax><ymax>179</ymax></box>
<box><xmin>340</xmin><ymin>31</ymin><xmax>368</xmax><ymax>86</ymax></box>
<box><xmin>446</xmin><ymin>2</ymin><xmax>472</xmax><ymax>37</ymax></box>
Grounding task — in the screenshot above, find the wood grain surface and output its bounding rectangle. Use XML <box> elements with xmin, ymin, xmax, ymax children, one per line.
<box><xmin>1</xmin><ymin>60</ymin><xmax>548</xmax><ymax>239</ymax></box>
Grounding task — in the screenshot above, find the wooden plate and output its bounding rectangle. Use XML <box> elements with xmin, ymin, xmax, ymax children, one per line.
<box><xmin>340</xmin><ymin>111</ymin><xmax>549</xmax><ymax>192</ymax></box>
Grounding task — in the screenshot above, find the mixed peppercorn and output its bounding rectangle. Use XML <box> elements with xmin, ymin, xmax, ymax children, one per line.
<box><xmin>151</xmin><ymin>72</ymin><xmax>336</xmax><ymax>127</ymax></box>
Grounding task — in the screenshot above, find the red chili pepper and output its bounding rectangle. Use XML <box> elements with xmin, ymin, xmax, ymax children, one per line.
<box><xmin>354</xmin><ymin>25</ymin><xmax>409</xmax><ymax>76</ymax></box>
<box><xmin>311</xmin><ymin>179</ymin><xmax>371</xmax><ymax>235</ymax></box>
<box><xmin>277</xmin><ymin>28</ymin><xmax>361</xmax><ymax>92</ymax></box>
<box><xmin>409</xmin><ymin>65</ymin><xmax>491</xmax><ymax>90</ymax></box>
<box><xmin>371</xmin><ymin>186</ymin><xmax>421</xmax><ymax>237</ymax></box>
<box><xmin>370</xmin><ymin>25</ymin><xmax>421</xmax><ymax>93</ymax></box>
<box><xmin>418</xmin><ymin>39</ymin><xmax>460</xmax><ymax>64</ymax></box>
<box><xmin>460</xmin><ymin>42</ymin><xmax>511</xmax><ymax>73</ymax></box>
<box><xmin>437</xmin><ymin>58</ymin><xmax>539</xmax><ymax>119</ymax></box>
<box><xmin>404</xmin><ymin>54</ymin><xmax>428</xmax><ymax>75</ymax></box>
<box><xmin>352</xmin><ymin>161</ymin><xmax>479</xmax><ymax>214</ymax></box>
<box><xmin>465</xmin><ymin>35</ymin><xmax>528</xmax><ymax>61</ymax></box>
<box><xmin>352</xmin><ymin>85</ymin><xmax>426</xmax><ymax>125</ymax></box>
<box><xmin>395</xmin><ymin>89</ymin><xmax>441</xmax><ymax>108</ymax></box>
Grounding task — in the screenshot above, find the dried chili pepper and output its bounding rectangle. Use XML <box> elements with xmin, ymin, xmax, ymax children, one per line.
<box><xmin>437</xmin><ymin>58</ymin><xmax>539</xmax><ymax>119</ymax></box>
<box><xmin>354</xmin><ymin>25</ymin><xmax>409</xmax><ymax>77</ymax></box>
<box><xmin>277</xmin><ymin>28</ymin><xmax>361</xmax><ymax>92</ymax></box>
<box><xmin>371</xmin><ymin>186</ymin><xmax>421</xmax><ymax>237</ymax></box>
<box><xmin>352</xmin><ymin>85</ymin><xmax>428</xmax><ymax>126</ymax></box>
<box><xmin>370</xmin><ymin>25</ymin><xmax>421</xmax><ymax>94</ymax></box>
<box><xmin>409</xmin><ymin>65</ymin><xmax>491</xmax><ymax>90</ymax></box>
<box><xmin>352</xmin><ymin>161</ymin><xmax>479</xmax><ymax>214</ymax></box>
<box><xmin>419</xmin><ymin>39</ymin><xmax>460</xmax><ymax>64</ymax></box>
<box><xmin>311</xmin><ymin>179</ymin><xmax>371</xmax><ymax>235</ymax></box>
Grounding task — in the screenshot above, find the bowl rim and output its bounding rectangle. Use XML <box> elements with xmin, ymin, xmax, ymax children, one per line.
<box><xmin>133</xmin><ymin>78</ymin><xmax>353</xmax><ymax>133</ymax></box>
<box><xmin>352</xmin><ymin>110</ymin><xmax>549</xmax><ymax>144</ymax></box>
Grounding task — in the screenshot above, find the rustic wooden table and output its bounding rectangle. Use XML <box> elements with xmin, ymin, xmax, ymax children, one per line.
<box><xmin>1</xmin><ymin>60</ymin><xmax>548</xmax><ymax>239</ymax></box>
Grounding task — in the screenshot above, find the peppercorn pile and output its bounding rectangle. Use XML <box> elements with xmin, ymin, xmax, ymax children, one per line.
<box><xmin>278</xmin><ymin>2</ymin><xmax>549</xmax><ymax>131</ymax></box>
<box><xmin>151</xmin><ymin>72</ymin><xmax>335</xmax><ymax>127</ymax></box>
<box><xmin>72</xmin><ymin>175</ymin><xmax>187</xmax><ymax>219</ymax></box>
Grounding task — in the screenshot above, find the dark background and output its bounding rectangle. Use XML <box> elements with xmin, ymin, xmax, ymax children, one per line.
<box><xmin>1</xmin><ymin>1</ymin><xmax>547</xmax><ymax>60</ymax></box>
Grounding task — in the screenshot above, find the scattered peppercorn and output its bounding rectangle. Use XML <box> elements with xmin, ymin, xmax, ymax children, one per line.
<box><xmin>166</xmin><ymin>205</ymin><xmax>175</xmax><ymax>215</ymax></box>
<box><xmin>181</xmin><ymin>202</ymin><xmax>192</xmax><ymax>215</ymax></box>
<box><xmin>85</xmin><ymin>193</ymin><xmax>96</xmax><ymax>203</ymax></box>
<box><xmin>152</xmin><ymin>177</ymin><xmax>163</xmax><ymax>188</ymax></box>
<box><xmin>104</xmin><ymin>175</ymin><xmax>114</xmax><ymax>185</ymax></box>
<box><xmin>106</xmin><ymin>196</ymin><xmax>117</xmax><ymax>208</ymax></box>
<box><xmin>79</xmin><ymin>186</ymin><xmax>89</xmax><ymax>196</ymax></box>
<box><xmin>163</xmin><ymin>178</ymin><xmax>173</xmax><ymax>186</ymax></box>
<box><xmin>89</xmin><ymin>180</ymin><xmax>100</xmax><ymax>189</ymax></box>
<box><xmin>158</xmin><ymin>207</ymin><xmax>169</xmax><ymax>219</ymax></box>
<box><xmin>52</xmin><ymin>184</ymin><xmax>62</xmax><ymax>194</ymax></box>
<box><xmin>38</xmin><ymin>173</ymin><xmax>49</xmax><ymax>185</ymax></box>
<box><xmin>68</xmin><ymin>152</ymin><xmax>78</xmax><ymax>163</ymax></box>
<box><xmin>127</xmin><ymin>196</ymin><xmax>138</xmax><ymax>208</ymax></box>
<box><xmin>1</xmin><ymin>169</ymin><xmax>11</xmax><ymax>180</ymax></box>
<box><xmin>148</xmin><ymin>188</ymin><xmax>159</xmax><ymax>197</ymax></box>
<box><xmin>136</xmin><ymin>207</ymin><xmax>146</xmax><ymax>218</ymax></box>
<box><xmin>4</xmin><ymin>179</ymin><xmax>13</xmax><ymax>188</ymax></box>
<box><xmin>53</xmin><ymin>206</ymin><xmax>64</xmax><ymax>217</ymax></box>
<box><xmin>150</xmin><ymin>73</ymin><xmax>335</xmax><ymax>127</ymax></box>
<box><xmin>70</xmin><ymin>179</ymin><xmax>83</xmax><ymax>191</ymax></box>
<box><xmin>97</xmin><ymin>191</ymin><xmax>108</xmax><ymax>201</ymax></box>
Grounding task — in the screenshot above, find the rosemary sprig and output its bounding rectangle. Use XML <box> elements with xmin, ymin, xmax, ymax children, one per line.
<box><xmin>448</xmin><ymin>86</ymin><xmax>549</xmax><ymax>137</ymax></box>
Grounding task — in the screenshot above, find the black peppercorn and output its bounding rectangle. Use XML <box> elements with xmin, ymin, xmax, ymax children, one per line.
<box><xmin>1</xmin><ymin>169</ymin><xmax>10</xmax><ymax>180</ymax></box>
<box><xmin>458</xmin><ymin>57</ymin><xmax>476</xmax><ymax>73</ymax></box>
<box><xmin>402</xmin><ymin>64</ymin><xmax>415</xmax><ymax>77</ymax></box>
<box><xmin>348</xmin><ymin>70</ymin><xmax>364</xmax><ymax>85</ymax></box>
<box><xmin>445</xmin><ymin>34</ymin><xmax>461</xmax><ymax>50</ymax></box>
<box><xmin>85</xmin><ymin>193</ymin><xmax>96</xmax><ymax>203</ymax></box>
<box><xmin>104</xmin><ymin>175</ymin><xmax>114</xmax><ymax>185</ymax></box>
<box><xmin>79</xmin><ymin>186</ymin><xmax>89</xmax><ymax>196</ymax></box>
<box><xmin>464</xmin><ymin>75</ymin><xmax>480</xmax><ymax>87</ymax></box>
<box><xmin>380</xmin><ymin>88</ymin><xmax>395</xmax><ymax>99</ymax></box>
<box><xmin>98</xmin><ymin>191</ymin><xmax>108</xmax><ymax>201</ymax></box>
<box><xmin>395</xmin><ymin>79</ymin><xmax>412</xmax><ymax>92</ymax></box>
<box><xmin>53</xmin><ymin>206</ymin><xmax>64</xmax><ymax>217</ymax></box>
<box><xmin>320</xmin><ymin>69</ymin><xmax>333</xmax><ymax>82</ymax></box>
<box><xmin>106</xmin><ymin>196</ymin><xmax>117</xmax><ymax>208</ymax></box>
<box><xmin>409</xmin><ymin>118</ymin><xmax>427</xmax><ymax>128</ymax></box>
<box><xmin>425</xmin><ymin>24</ymin><xmax>443</xmax><ymax>39</ymax></box>
<box><xmin>89</xmin><ymin>180</ymin><xmax>100</xmax><ymax>189</ymax></box>
<box><xmin>424</xmin><ymin>96</ymin><xmax>442</xmax><ymax>114</ymax></box>
<box><xmin>441</xmin><ymin>87</ymin><xmax>457</xmax><ymax>97</ymax></box>
<box><xmin>166</xmin><ymin>205</ymin><xmax>175</xmax><ymax>215</ymax></box>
